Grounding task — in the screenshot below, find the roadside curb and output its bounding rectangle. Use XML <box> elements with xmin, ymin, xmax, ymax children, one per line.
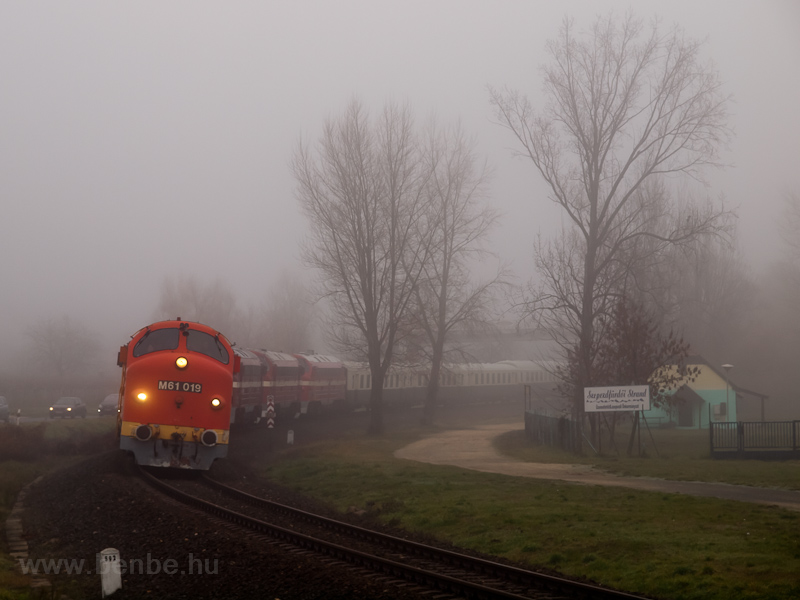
<box><xmin>5</xmin><ymin>476</ymin><xmax>51</xmax><ymax>590</ymax></box>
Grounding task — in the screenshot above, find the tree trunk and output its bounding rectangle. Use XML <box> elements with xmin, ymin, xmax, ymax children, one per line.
<box><xmin>367</xmin><ymin>343</ymin><xmax>386</xmax><ymax>434</ymax></box>
<box><xmin>368</xmin><ymin>368</ymin><xmax>385</xmax><ymax>435</ymax></box>
<box><xmin>421</xmin><ymin>350</ymin><xmax>443</xmax><ymax>426</ymax></box>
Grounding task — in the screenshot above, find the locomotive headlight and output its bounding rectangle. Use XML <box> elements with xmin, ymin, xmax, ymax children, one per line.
<box><xmin>67</xmin><ymin>407</ymin><xmax>72</xmax><ymax>412</ymax></box>
<box><xmin>210</xmin><ymin>398</ymin><xmax>222</xmax><ymax>410</ymax></box>
<box><xmin>175</xmin><ymin>356</ymin><xmax>188</xmax><ymax>369</ymax></box>
<box><xmin>137</xmin><ymin>392</ymin><xmax>147</xmax><ymax>401</ymax></box>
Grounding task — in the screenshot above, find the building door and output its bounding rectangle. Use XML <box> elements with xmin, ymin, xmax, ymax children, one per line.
<box><xmin>678</xmin><ymin>400</ymin><xmax>694</xmax><ymax>427</ymax></box>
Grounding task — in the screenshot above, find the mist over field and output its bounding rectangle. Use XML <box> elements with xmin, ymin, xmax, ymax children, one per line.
<box><xmin>1</xmin><ymin>1</ymin><xmax>798</xmax><ymax>417</ymax></box>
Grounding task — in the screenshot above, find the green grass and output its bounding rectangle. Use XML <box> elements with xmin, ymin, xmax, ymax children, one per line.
<box><xmin>253</xmin><ymin>427</ymin><xmax>800</xmax><ymax>600</ymax></box>
<box><xmin>495</xmin><ymin>427</ymin><xmax>800</xmax><ymax>490</ymax></box>
<box><xmin>38</xmin><ymin>416</ymin><xmax>117</xmax><ymax>440</ymax></box>
<box><xmin>4</xmin><ymin>417</ymin><xmax>800</xmax><ymax>599</ymax></box>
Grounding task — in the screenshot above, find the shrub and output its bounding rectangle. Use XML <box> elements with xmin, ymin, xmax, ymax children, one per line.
<box><xmin>0</xmin><ymin>424</ymin><xmax>47</xmax><ymax>461</ymax></box>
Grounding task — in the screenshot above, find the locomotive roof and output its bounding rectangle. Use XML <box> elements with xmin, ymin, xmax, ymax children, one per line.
<box><xmin>130</xmin><ymin>320</ymin><xmax>233</xmax><ymax>347</ymax></box>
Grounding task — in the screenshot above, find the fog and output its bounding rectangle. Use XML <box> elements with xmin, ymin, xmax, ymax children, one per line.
<box><xmin>1</xmin><ymin>2</ymin><xmax>798</xmax><ymax>389</ymax></box>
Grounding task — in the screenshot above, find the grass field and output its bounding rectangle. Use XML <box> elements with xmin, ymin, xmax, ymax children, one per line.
<box><xmin>255</xmin><ymin>422</ymin><xmax>800</xmax><ymax>600</ymax></box>
<box><xmin>3</xmin><ymin>416</ymin><xmax>800</xmax><ymax>599</ymax></box>
<box><xmin>495</xmin><ymin>426</ymin><xmax>800</xmax><ymax>490</ymax></box>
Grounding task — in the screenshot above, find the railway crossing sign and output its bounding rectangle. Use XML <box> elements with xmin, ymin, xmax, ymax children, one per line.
<box><xmin>264</xmin><ymin>396</ymin><xmax>275</xmax><ymax>428</ymax></box>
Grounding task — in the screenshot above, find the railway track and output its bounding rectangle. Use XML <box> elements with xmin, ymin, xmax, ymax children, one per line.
<box><xmin>134</xmin><ymin>464</ymin><xmax>651</xmax><ymax>600</ymax></box>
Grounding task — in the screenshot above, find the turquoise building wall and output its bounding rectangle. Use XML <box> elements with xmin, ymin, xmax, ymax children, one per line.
<box><xmin>641</xmin><ymin>363</ymin><xmax>737</xmax><ymax>429</ymax></box>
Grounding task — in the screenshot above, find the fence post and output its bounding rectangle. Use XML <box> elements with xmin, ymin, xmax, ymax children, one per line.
<box><xmin>709</xmin><ymin>422</ymin><xmax>713</xmax><ymax>458</ymax></box>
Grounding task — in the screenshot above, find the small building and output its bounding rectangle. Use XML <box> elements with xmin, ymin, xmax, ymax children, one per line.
<box><xmin>642</xmin><ymin>357</ymin><xmax>739</xmax><ymax>429</ymax></box>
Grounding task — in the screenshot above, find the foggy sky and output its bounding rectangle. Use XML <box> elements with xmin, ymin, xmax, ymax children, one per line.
<box><xmin>1</xmin><ymin>1</ymin><xmax>798</xmax><ymax>367</ymax></box>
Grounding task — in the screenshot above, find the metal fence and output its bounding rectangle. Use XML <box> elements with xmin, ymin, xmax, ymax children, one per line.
<box><xmin>524</xmin><ymin>412</ymin><xmax>582</xmax><ymax>454</ymax></box>
<box><xmin>710</xmin><ymin>420</ymin><xmax>800</xmax><ymax>459</ymax></box>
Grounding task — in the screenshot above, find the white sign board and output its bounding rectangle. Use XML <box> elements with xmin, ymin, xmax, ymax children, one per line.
<box><xmin>584</xmin><ymin>386</ymin><xmax>650</xmax><ymax>413</ymax></box>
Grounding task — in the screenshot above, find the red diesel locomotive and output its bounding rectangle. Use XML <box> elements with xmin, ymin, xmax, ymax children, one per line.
<box><xmin>117</xmin><ymin>320</ymin><xmax>238</xmax><ymax>470</ymax></box>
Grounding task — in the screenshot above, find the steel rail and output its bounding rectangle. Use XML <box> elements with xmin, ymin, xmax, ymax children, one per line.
<box><xmin>133</xmin><ymin>464</ymin><xmax>651</xmax><ymax>600</ymax></box>
<box><xmin>136</xmin><ymin>465</ymin><xmax>534</xmax><ymax>599</ymax></box>
<box><xmin>199</xmin><ymin>474</ymin><xmax>651</xmax><ymax>600</ymax></box>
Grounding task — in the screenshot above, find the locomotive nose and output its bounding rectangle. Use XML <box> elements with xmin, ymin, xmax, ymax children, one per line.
<box><xmin>200</xmin><ymin>430</ymin><xmax>218</xmax><ymax>447</ymax></box>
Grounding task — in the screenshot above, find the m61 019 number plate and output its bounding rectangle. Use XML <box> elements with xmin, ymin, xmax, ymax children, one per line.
<box><xmin>158</xmin><ymin>381</ymin><xmax>202</xmax><ymax>393</ymax></box>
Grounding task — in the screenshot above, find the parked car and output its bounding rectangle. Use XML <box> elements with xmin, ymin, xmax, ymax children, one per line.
<box><xmin>98</xmin><ymin>394</ymin><xmax>119</xmax><ymax>416</ymax></box>
<box><xmin>49</xmin><ymin>397</ymin><xmax>87</xmax><ymax>419</ymax></box>
<box><xmin>0</xmin><ymin>396</ymin><xmax>9</xmax><ymax>422</ymax></box>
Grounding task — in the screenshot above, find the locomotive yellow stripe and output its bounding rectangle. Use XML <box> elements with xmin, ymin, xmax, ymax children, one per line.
<box><xmin>121</xmin><ymin>421</ymin><xmax>229</xmax><ymax>444</ymax></box>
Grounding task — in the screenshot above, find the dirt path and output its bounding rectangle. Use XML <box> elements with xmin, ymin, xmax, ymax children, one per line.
<box><xmin>394</xmin><ymin>422</ymin><xmax>800</xmax><ymax>512</ymax></box>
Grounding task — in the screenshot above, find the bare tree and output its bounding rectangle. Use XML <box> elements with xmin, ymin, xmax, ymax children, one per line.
<box><xmin>412</xmin><ymin>121</ymin><xmax>505</xmax><ymax>424</ymax></box>
<box><xmin>155</xmin><ymin>276</ymin><xmax>240</xmax><ymax>337</ymax></box>
<box><xmin>26</xmin><ymin>315</ymin><xmax>99</xmax><ymax>378</ymax></box>
<box><xmin>490</xmin><ymin>13</ymin><xmax>732</xmax><ymax>424</ymax></box>
<box><xmin>660</xmin><ymin>238</ymin><xmax>754</xmax><ymax>357</ymax></box>
<box><xmin>293</xmin><ymin>100</ymin><xmax>430</xmax><ymax>434</ymax></box>
<box><xmin>247</xmin><ymin>270</ymin><xmax>314</xmax><ymax>352</ymax></box>
<box><xmin>594</xmin><ymin>297</ymin><xmax>697</xmax><ymax>455</ymax></box>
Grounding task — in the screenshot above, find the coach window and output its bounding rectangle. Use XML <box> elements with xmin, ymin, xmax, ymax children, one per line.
<box><xmin>186</xmin><ymin>330</ymin><xmax>230</xmax><ymax>364</ymax></box>
<box><xmin>133</xmin><ymin>328</ymin><xmax>180</xmax><ymax>357</ymax></box>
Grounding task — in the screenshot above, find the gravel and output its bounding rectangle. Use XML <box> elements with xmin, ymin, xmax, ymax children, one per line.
<box><xmin>21</xmin><ymin>402</ymin><xmax>524</xmax><ymax>599</ymax></box>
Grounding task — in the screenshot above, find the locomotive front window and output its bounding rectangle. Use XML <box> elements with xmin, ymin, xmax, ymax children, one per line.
<box><xmin>133</xmin><ymin>328</ymin><xmax>180</xmax><ymax>357</ymax></box>
<box><xmin>186</xmin><ymin>330</ymin><xmax>230</xmax><ymax>364</ymax></box>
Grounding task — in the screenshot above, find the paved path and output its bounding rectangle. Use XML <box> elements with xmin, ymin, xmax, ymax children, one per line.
<box><xmin>394</xmin><ymin>423</ymin><xmax>800</xmax><ymax>512</ymax></box>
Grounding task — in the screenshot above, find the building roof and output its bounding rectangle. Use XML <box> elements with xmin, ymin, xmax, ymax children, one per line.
<box><xmin>682</xmin><ymin>355</ymin><xmax>768</xmax><ymax>400</ymax></box>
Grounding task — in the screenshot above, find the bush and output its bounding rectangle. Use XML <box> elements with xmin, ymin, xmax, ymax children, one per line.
<box><xmin>0</xmin><ymin>423</ymin><xmax>47</xmax><ymax>461</ymax></box>
<box><xmin>0</xmin><ymin>423</ymin><xmax>117</xmax><ymax>461</ymax></box>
